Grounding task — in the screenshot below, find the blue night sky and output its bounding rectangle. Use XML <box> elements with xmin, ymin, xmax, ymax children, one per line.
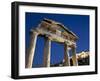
<box><xmin>25</xmin><ymin>12</ymin><xmax>89</xmax><ymax>67</ymax></box>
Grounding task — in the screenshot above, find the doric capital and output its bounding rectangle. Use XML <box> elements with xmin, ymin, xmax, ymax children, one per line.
<box><xmin>45</xmin><ymin>34</ymin><xmax>52</xmax><ymax>40</ymax></box>
<box><xmin>30</xmin><ymin>29</ymin><xmax>39</xmax><ymax>35</ymax></box>
<box><xmin>64</xmin><ymin>41</ymin><xmax>69</xmax><ymax>46</ymax></box>
<box><xmin>71</xmin><ymin>44</ymin><xmax>77</xmax><ymax>48</ymax></box>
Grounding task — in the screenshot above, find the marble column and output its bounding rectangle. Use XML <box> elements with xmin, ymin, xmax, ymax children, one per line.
<box><xmin>26</xmin><ymin>30</ymin><xmax>38</xmax><ymax>68</ymax></box>
<box><xmin>64</xmin><ymin>43</ymin><xmax>70</xmax><ymax>66</ymax></box>
<box><xmin>71</xmin><ymin>45</ymin><xmax>78</xmax><ymax>66</ymax></box>
<box><xmin>43</xmin><ymin>37</ymin><xmax>51</xmax><ymax>67</ymax></box>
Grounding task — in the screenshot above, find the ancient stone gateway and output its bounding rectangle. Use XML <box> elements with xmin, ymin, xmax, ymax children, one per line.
<box><xmin>25</xmin><ymin>18</ymin><xmax>78</xmax><ymax>68</ymax></box>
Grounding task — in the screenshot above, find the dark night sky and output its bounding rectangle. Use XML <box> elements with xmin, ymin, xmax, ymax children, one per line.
<box><xmin>25</xmin><ymin>12</ymin><xmax>89</xmax><ymax>67</ymax></box>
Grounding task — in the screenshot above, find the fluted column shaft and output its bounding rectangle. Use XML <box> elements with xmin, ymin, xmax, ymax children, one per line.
<box><xmin>26</xmin><ymin>30</ymin><xmax>38</xmax><ymax>68</ymax></box>
<box><xmin>71</xmin><ymin>46</ymin><xmax>78</xmax><ymax>66</ymax></box>
<box><xmin>43</xmin><ymin>37</ymin><xmax>51</xmax><ymax>67</ymax></box>
<box><xmin>64</xmin><ymin>43</ymin><xmax>70</xmax><ymax>66</ymax></box>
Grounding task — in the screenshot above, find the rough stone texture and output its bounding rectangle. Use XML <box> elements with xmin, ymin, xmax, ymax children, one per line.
<box><xmin>25</xmin><ymin>31</ymin><xmax>38</xmax><ymax>68</ymax></box>
<box><xmin>26</xmin><ymin>18</ymin><xmax>78</xmax><ymax>68</ymax></box>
